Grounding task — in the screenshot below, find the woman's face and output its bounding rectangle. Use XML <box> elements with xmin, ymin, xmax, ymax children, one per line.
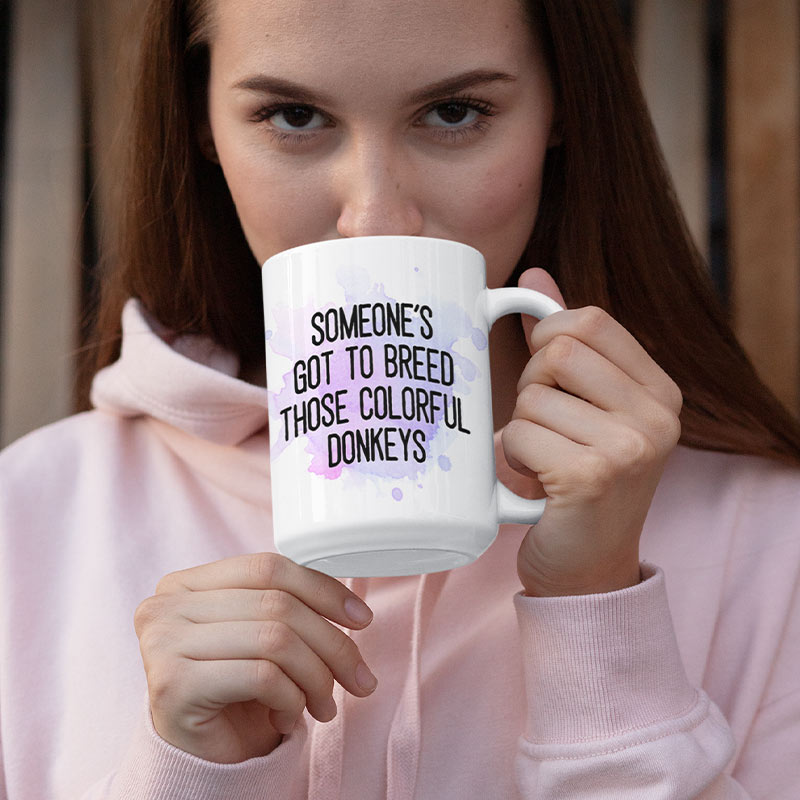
<box><xmin>204</xmin><ymin>0</ymin><xmax>555</xmax><ymax>289</ymax></box>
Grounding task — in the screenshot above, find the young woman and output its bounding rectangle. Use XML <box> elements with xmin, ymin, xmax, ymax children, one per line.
<box><xmin>1</xmin><ymin>0</ymin><xmax>798</xmax><ymax>797</ymax></box>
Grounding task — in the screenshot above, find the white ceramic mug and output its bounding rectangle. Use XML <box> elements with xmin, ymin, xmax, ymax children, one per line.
<box><xmin>262</xmin><ymin>236</ymin><xmax>563</xmax><ymax>577</ymax></box>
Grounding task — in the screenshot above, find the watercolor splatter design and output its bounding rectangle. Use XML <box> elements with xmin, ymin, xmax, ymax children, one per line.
<box><xmin>267</xmin><ymin>264</ymin><xmax>486</xmax><ymax>485</ymax></box>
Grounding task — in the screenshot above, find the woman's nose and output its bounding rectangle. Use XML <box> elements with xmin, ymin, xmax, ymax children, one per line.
<box><xmin>335</xmin><ymin>140</ymin><xmax>424</xmax><ymax>238</ymax></box>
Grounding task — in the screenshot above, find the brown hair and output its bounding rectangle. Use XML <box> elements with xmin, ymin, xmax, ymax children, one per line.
<box><xmin>81</xmin><ymin>0</ymin><xmax>800</xmax><ymax>468</ymax></box>
<box><xmin>82</xmin><ymin>0</ymin><xmax>263</xmax><ymax>394</ymax></box>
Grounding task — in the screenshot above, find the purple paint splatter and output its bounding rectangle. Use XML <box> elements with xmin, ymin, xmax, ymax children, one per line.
<box><xmin>266</xmin><ymin>265</ymin><xmax>485</xmax><ymax>482</ymax></box>
<box><xmin>392</xmin><ymin>488</ymin><xmax>403</xmax><ymax>501</ymax></box>
<box><xmin>471</xmin><ymin>329</ymin><xmax>487</xmax><ymax>350</ymax></box>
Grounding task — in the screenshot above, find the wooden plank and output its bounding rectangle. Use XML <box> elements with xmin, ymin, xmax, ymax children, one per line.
<box><xmin>0</xmin><ymin>0</ymin><xmax>81</xmax><ymax>446</ymax></box>
<box><xmin>727</xmin><ymin>0</ymin><xmax>800</xmax><ymax>416</ymax></box>
<box><xmin>635</xmin><ymin>0</ymin><xmax>709</xmax><ymax>259</ymax></box>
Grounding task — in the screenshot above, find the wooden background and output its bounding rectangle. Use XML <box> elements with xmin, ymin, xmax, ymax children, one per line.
<box><xmin>1</xmin><ymin>0</ymin><xmax>798</xmax><ymax>446</ymax></box>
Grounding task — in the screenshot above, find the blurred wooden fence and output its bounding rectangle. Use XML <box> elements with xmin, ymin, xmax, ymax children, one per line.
<box><xmin>1</xmin><ymin>0</ymin><xmax>799</xmax><ymax>446</ymax></box>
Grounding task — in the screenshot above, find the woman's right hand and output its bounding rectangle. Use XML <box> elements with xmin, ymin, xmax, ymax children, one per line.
<box><xmin>133</xmin><ymin>552</ymin><xmax>377</xmax><ymax>764</ymax></box>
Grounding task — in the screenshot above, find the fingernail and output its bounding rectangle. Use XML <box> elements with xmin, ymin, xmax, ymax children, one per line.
<box><xmin>355</xmin><ymin>661</ymin><xmax>378</xmax><ymax>692</ymax></box>
<box><xmin>344</xmin><ymin>597</ymin><xmax>373</xmax><ymax>625</ymax></box>
<box><xmin>320</xmin><ymin>695</ymin><xmax>338</xmax><ymax>721</ymax></box>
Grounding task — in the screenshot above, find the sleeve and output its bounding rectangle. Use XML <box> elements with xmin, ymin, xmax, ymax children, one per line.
<box><xmin>512</xmin><ymin>563</ymin><xmax>754</xmax><ymax>799</ymax></box>
<box><xmin>79</xmin><ymin>697</ymin><xmax>308</xmax><ymax>800</ymax></box>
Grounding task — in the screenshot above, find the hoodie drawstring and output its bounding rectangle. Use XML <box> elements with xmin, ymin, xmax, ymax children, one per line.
<box><xmin>386</xmin><ymin>569</ymin><xmax>449</xmax><ymax>800</ymax></box>
<box><xmin>308</xmin><ymin>570</ymin><xmax>449</xmax><ymax>800</ymax></box>
<box><xmin>308</xmin><ymin>576</ymin><xmax>369</xmax><ymax>800</ymax></box>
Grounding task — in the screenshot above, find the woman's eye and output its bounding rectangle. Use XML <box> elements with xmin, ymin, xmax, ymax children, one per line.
<box><xmin>252</xmin><ymin>97</ymin><xmax>494</xmax><ymax>145</ymax></box>
<box><xmin>415</xmin><ymin>98</ymin><xmax>495</xmax><ymax>141</ymax></box>
<box><xmin>423</xmin><ymin>102</ymin><xmax>481</xmax><ymax>128</ymax></box>
<box><xmin>268</xmin><ymin>105</ymin><xmax>327</xmax><ymax>132</ymax></box>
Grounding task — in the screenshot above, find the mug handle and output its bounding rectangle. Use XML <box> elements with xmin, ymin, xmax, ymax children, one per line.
<box><xmin>483</xmin><ymin>287</ymin><xmax>565</xmax><ymax>525</ymax></box>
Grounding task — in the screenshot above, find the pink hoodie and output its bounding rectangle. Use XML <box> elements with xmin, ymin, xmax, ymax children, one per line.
<box><xmin>1</xmin><ymin>299</ymin><xmax>798</xmax><ymax>799</ymax></box>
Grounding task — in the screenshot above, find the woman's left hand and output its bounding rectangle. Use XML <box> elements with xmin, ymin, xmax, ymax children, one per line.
<box><xmin>503</xmin><ymin>269</ymin><xmax>683</xmax><ymax>597</ymax></box>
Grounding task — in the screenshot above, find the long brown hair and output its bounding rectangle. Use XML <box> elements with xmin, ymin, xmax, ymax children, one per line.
<box><xmin>81</xmin><ymin>0</ymin><xmax>800</xmax><ymax>468</ymax></box>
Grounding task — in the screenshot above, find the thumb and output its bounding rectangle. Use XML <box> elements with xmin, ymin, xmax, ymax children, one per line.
<box><xmin>517</xmin><ymin>268</ymin><xmax>567</xmax><ymax>355</ymax></box>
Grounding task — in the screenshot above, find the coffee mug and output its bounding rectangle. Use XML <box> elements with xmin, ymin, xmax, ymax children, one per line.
<box><xmin>262</xmin><ymin>236</ymin><xmax>563</xmax><ymax>577</ymax></box>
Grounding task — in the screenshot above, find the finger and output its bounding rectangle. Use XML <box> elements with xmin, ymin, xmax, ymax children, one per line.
<box><xmin>175</xmin><ymin>620</ymin><xmax>342</xmax><ymax>721</ymax></box>
<box><xmin>527</xmin><ymin>306</ymin><xmax>682</xmax><ymax>413</ymax></box>
<box><xmin>501</xmin><ymin>419</ymin><xmax>589</xmax><ymax>492</ymax></box>
<box><xmin>178</xmin><ymin>658</ymin><xmax>307</xmax><ymax>735</ymax></box>
<box><xmin>174</xmin><ymin>588</ymin><xmax>339</xmax><ymax>625</ymax></box>
<box><xmin>513</xmin><ymin>382</ymin><xmax>636</xmax><ymax>450</ymax></box>
<box><xmin>502</xmin><ymin>418</ymin><xmax>644</xmax><ymax>513</ymax></box>
<box><xmin>517</xmin><ymin>268</ymin><xmax>568</xmax><ymax>357</ymax></box>
<box><xmin>174</xmin><ymin>615</ymin><xmax>376</xmax><ymax>702</ymax></box>
<box><xmin>175</xmin><ymin>588</ymin><xmax>376</xmax><ymax>693</ymax></box>
<box><xmin>517</xmin><ymin>334</ymin><xmax>677</xmax><ymax>437</ymax></box>
<box><xmin>156</xmin><ymin>553</ymin><xmax>373</xmax><ymax>630</ymax></box>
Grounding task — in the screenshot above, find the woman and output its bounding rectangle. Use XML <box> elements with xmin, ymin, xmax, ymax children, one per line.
<box><xmin>1</xmin><ymin>0</ymin><xmax>798</xmax><ymax>797</ymax></box>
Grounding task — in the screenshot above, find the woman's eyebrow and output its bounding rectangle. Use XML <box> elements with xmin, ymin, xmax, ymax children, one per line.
<box><xmin>405</xmin><ymin>69</ymin><xmax>517</xmax><ymax>104</ymax></box>
<box><xmin>232</xmin><ymin>76</ymin><xmax>331</xmax><ymax>104</ymax></box>
<box><xmin>231</xmin><ymin>69</ymin><xmax>517</xmax><ymax>105</ymax></box>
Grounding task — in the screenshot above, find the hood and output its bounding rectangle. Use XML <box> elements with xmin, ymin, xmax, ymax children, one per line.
<box><xmin>91</xmin><ymin>299</ymin><xmax>269</xmax><ymax>446</ymax></box>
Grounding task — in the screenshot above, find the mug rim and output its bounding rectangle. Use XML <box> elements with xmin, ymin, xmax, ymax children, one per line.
<box><xmin>261</xmin><ymin>235</ymin><xmax>484</xmax><ymax>269</ymax></box>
